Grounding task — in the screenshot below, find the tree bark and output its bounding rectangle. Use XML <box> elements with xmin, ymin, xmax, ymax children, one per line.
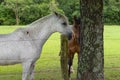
<box><xmin>77</xmin><ymin>0</ymin><xmax>104</xmax><ymax>80</ymax></box>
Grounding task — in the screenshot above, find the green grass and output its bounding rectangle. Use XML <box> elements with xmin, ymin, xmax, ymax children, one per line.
<box><xmin>104</xmin><ymin>25</ymin><xmax>120</xmax><ymax>80</ymax></box>
<box><xmin>0</xmin><ymin>25</ymin><xmax>120</xmax><ymax>80</ymax></box>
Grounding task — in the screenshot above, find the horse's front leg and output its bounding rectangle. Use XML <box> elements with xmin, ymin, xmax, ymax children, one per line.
<box><xmin>29</xmin><ymin>63</ymin><xmax>35</xmax><ymax>80</ymax></box>
<box><xmin>22</xmin><ymin>61</ymin><xmax>33</xmax><ymax>80</ymax></box>
<box><xmin>68</xmin><ymin>52</ymin><xmax>75</xmax><ymax>77</ymax></box>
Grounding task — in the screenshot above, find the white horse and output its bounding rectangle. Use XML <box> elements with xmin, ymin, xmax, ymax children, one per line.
<box><xmin>0</xmin><ymin>12</ymin><xmax>72</xmax><ymax>80</ymax></box>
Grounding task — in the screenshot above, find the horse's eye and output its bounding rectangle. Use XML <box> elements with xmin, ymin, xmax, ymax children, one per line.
<box><xmin>62</xmin><ymin>22</ymin><xmax>67</xmax><ymax>26</ymax></box>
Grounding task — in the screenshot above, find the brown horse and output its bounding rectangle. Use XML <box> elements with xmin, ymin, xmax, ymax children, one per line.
<box><xmin>68</xmin><ymin>16</ymin><xmax>81</xmax><ymax>77</ymax></box>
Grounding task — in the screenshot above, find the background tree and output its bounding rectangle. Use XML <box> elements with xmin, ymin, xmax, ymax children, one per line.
<box><xmin>0</xmin><ymin>3</ymin><xmax>16</xmax><ymax>25</ymax></box>
<box><xmin>77</xmin><ymin>0</ymin><xmax>104</xmax><ymax>80</ymax></box>
<box><xmin>49</xmin><ymin>0</ymin><xmax>63</xmax><ymax>13</ymax></box>
<box><xmin>57</xmin><ymin>0</ymin><xmax>80</xmax><ymax>23</ymax></box>
<box><xmin>0</xmin><ymin>0</ymin><xmax>4</xmax><ymax>4</ymax></box>
<box><xmin>19</xmin><ymin>1</ymin><xmax>50</xmax><ymax>24</ymax></box>
<box><xmin>104</xmin><ymin>0</ymin><xmax>120</xmax><ymax>24</ymax></box>
<box><xmin>3</xmin><ymin>0</ymin><xmax>24</xmax><ymax>25</ymax></box>
<box><xmin>0</xmin><ymin>0</ymin><xmax>120</xmax><ymax>25</ymax></box>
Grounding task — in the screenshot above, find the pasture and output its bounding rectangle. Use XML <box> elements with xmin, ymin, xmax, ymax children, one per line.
<box><xmin>0</xmin><ymin>25</ymin><xmax>120</xmax><ymax>80</ymax></box>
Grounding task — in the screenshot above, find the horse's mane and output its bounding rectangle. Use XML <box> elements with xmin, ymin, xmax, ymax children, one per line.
<box><xmin>27</xmin><ymin>14</ymin><xmax>53</xmax><ymax>27</ymax></box>
<box><xmin>14</xmin><ymin>12</ymin><xmax>67</xmax><ymax>33</ymax></box>
<box><xmin>27</xmin><ymin>12</ymin><xmax>67</xmax><ymax>28</ymax></box>
<box><xmin>14</xmin><ymin>14</ymin><xmax>54</xmax><ymax>33</ymax></box>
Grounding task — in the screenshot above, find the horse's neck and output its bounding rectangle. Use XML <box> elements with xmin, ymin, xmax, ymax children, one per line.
<box><xmin>27</xmin><ymin>22</ymin><xmax>54</xmax><ymax>48</ymax></box>
<box><xmin>19</xmin><ymin>15</ymin><xmax>57</xmax><ymax>48</ymax></box>
<box><xmin>38</xmin><ymin>27</ymin><xmax>52</xmax><ymax>43</ymax></box>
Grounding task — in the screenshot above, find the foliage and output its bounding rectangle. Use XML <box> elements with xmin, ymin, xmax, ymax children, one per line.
<box><xmin>19</xmin><ymin>3</ymin><xmax>50</xmax><ymax>24</ymax></box>
<box><xmin>57</xmin><ymin>0</ymin><xmax>80</xmax><ymax>23</ymax></box>
<box><xmin>104</xmin><ymin>0</ymin><xmax>120</xmax><ymax>25</ymax></box>
<box><xmin>0</xmin><ymin>4</ymin><xmax>16</xmax><ymax>25</ymax></box>
<box><xmin>0</xmin><ymin>0</ymin><xmax>120</xmax><ymax>25</ymax></box>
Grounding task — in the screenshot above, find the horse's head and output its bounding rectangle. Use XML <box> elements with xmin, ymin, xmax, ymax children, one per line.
<box><xmin>72</xmin><ymin>16</ymin><xmax>81</xmax><ymax>39</ymax></box>
<box><xmin>67</xmin><ymin>16</ymin><xmax>81</xmax><ymax>41</ymax></box>
<box><xmin>73</xmin><ymin>16</ymin><xmax>81</xmax><ymax>34</ymax></box>
<box><xmin>53</xmin><ymin>12</ymin><xmax>72</xmax><ymax>35</ymax></box>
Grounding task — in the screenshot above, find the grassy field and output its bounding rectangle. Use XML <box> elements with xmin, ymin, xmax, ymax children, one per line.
<box><xmin>0</xmin><ymin>25</ymin><xmax>120</xmax><ymax>80</ymax></box>
<box><xmin>104</xmin><ymin>25</ymin><xmax>120</xmax><ymax>80</ymax></box>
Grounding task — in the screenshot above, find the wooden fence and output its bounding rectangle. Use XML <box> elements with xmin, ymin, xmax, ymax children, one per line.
<box><xmin>60</xmin><ymin>35</ymin><xmax>69</xmax><ymax>80</ymax></box>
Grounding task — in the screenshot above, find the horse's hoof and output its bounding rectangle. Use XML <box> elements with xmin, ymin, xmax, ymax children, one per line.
<box><xmin>69</xmin><ymin>77</ymin><xmax>71</xmax><ymax>80</ymax></box>
<box><xmin>70</xmin><ymin>69</ymin><xmax>75</xmax><ymax>73</ymax></box>
<box><xmin>70</xmin><ymin>67</ymin><xmax>75</xmax><ymax>73</ymax></box>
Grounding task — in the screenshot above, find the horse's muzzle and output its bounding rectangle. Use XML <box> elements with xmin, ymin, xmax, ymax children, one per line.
<box><xmin>67</xmin><ymin>31</ymin><xmax>72</xmax><ymax>40</ymax></box>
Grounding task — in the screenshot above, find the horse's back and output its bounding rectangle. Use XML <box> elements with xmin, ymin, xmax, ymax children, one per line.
<box><xmin>0</xmin><ymin>33</ymin><xmax>13</xmax><ymax>41</ymax></box>
<box><xmin>0</xmin><ymin>33</ymin><xmax>12</xmax><ymax>37</ymax></box>
<box><xmin>0</xmin><ymin>28</ymin><xmax>33</xmax><ymax>65</ymax></box>
<box><xmin>0</xmin><ymin>28</ymin><xmax>27</xmax><ymax>42</ymax></box>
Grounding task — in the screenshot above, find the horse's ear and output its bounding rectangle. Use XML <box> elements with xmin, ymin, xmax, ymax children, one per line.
<box><xmin>73</xmin><ymin>16</ymin><xmax>77</xmax><ymax>21</ymax></box>
<box><xmin>54</xmin><ymin>12</ymin><xmax>59</xmax><ymax>16</ymax></box>
<box><xmin>73</xmin><ymin>16</ymin><xmax>77</xmax><ymax>24</ymax></box>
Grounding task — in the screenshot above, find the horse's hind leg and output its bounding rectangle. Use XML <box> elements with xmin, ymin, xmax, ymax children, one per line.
<box><xmin>68</xmin><ymin>53</ymin><xmax>75</xmax><ymax>76</ymax></box>
<box><xmin>22</xmin><ymin>62</ymin><xmax>33</xmax><ymax>80</ymax></box>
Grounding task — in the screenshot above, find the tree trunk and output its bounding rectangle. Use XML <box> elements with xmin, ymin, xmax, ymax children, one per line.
<box><xmin>77</xmin><ymin>0</ymin><xmax>104</xmax><ymax>80</ymax></box>
<box><xmin>15</xmin><ymin>0</ymin><xmax>19</xmax><ymax>25</ymax></box>
<box><xmin>15</xmin><ymin>11</ymin><xmax>19</xmax><ymax>25</ymax></box>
